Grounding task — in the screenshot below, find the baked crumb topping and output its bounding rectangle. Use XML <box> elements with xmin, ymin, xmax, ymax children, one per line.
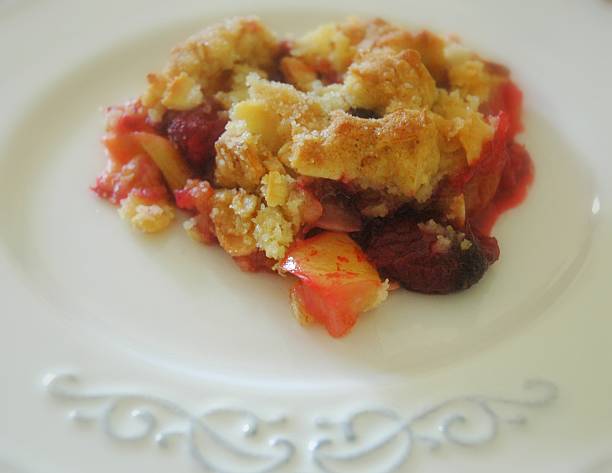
<box><xmin>92</xmin><ymin>16</ymin><xmax>532</xmax><ymax>337</ymax></box>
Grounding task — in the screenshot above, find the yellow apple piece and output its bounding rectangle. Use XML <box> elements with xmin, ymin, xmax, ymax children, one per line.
<box><xmin>281</xmin><ymin>232</ymin><xmax>387</xmax><ymax>337</ymax></box>
<box><xmin>132</xmin><ymin>132</ymin><xmax>192</xmax><ymax>191</ymax></box>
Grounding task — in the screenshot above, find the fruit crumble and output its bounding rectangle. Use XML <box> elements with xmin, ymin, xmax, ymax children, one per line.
<box><xmin>92</xmin><ymin>16</ymin><xmax>533</xmax><ymax>337</ymax></box>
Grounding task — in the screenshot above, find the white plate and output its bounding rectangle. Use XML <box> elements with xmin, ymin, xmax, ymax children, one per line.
<box><xmin>1</xmin><ymin>0</ymin><xmax>611</xmax><ymax>472</ymax></box>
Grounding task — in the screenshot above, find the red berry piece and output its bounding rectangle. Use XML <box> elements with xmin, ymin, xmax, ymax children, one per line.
<box><xmin>162</xmin><ymin>102</ymin><xmax>227</xmax><ymax>173</ymax></box>
<box><xmin>362</xmin><ymin>215</ymin><xmax>498</xmax><ymax>294</ymax></box>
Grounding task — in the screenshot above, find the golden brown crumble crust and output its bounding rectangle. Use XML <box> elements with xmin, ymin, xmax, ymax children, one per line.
<box><xmin>128</xmin><ymin>16</ymin><xmax>506</xmax><ymax>261</ymax></box>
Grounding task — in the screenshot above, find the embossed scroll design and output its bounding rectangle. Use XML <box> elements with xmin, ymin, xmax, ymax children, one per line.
<box><xmin>311</xmin><ymin>379</ymin><xmax>558</xmax><ymax>473</ymax></box>
<box><xmin>44</xmin><ymin>373</ymin><xmax>294</xmax><ymax>473</ymax></box>
<box><xmin>45</xmin><ymin>373</ymin><xmax>557</xmax><ymax>473</ymax></box>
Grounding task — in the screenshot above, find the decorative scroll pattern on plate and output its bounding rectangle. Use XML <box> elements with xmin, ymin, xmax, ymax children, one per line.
<box><xmin>311</xmin><ymin>378</ymin><xmax>558</xmax><ymax>473</ymax></box>
<box><xmin>44</xmin><ymin>373</ymin><xmax>294</xmax><ymax>473</ymax></box>
<box><xmin>44</xmin><ymin>373</ymin><xmax>558</xmax><ymax>473</ymax></box>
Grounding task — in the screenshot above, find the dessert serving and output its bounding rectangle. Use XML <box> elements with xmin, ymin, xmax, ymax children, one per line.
<box><xmin>92</xmin><ymin>16</ymin><xmax>533</xmax><ymax>337</ymax></box>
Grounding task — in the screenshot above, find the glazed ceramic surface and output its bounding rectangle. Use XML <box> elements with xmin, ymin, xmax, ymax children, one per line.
<box><xmin>1</xmin><ymin>0</ymin><xmax>611</xmax><ymax>471</ymax></box>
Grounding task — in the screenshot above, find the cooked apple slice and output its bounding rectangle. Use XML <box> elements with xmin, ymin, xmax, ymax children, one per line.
<box><xmin>463</xmin><ymin>112</ymin><xmax>509</xmax><ymax>215</ymax></box>
<box><xmin>102</xmin><ymin>131</ymin><xmax>192</xmax><ymax>191</ymax></box>
<box><xmin>132</xmin><ymin>132</ymin><xmax>192</xmax><ymax>191</ymax></box>
<box><xmin>102</xmin><ymin>133</ymin><xmax>144</xmax><ymax>165</ymax></box>
<box><xmin>281</xmin><ymin>232</ymin><xmax>388</xmax><ymax>337</ymax></box>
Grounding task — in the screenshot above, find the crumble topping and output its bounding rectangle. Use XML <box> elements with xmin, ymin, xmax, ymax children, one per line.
<box><xmin>118</xmin><ymin>194</ymin><xmax>175</xmax><ymax>233</ymax></box>
<box><xmin>101</xmin><ymin>16</ymin><xmax>511</xmax><ymax>262</ymax></box>
<box><xmin>417</xmin><ymin>219</ymin><xmax>472</xmax><ymax>254</ymax></box>
<box><xmin>343</xmin><ymin>47</ymin><xmax>437</xmax><ymax>114</ymax></box>
<box><xmin>209</xmin><ymin>189</ymin><xmax>259</xmax><ymax>256</ymax></box>
<box><xmin>93</xmin><ymin>15</ymin><xmax>532</xmax><ymax>337</ymax></box>
<box><xmin>142</xmin><ymin>16</ymin><xmax>279</xmax><ymax>119</ymax></box>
